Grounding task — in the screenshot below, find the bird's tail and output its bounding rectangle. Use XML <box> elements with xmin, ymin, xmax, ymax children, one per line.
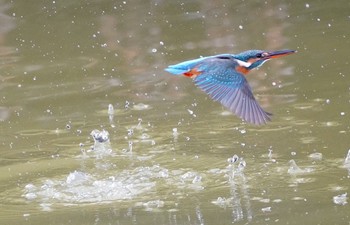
<box><xmin>165</xmin><ymin>57</ymin><xmax>208</xmax><ymax>75</ymax></box>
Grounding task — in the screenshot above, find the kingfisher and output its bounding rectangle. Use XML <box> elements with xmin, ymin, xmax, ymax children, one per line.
<box><xmin>165</xmin><ymin>49</ymin><xmax>295</xmax><ymax>125</ymax></box>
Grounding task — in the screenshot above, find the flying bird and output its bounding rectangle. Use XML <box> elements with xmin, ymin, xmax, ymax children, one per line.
<box><xmin>165</xmin><ymin>49</ymin><xmax>295</xmax><ymax>125</ymax></box>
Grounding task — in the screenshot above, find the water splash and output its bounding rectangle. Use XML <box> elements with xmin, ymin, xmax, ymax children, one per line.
<box><xmin>333</xmin><ymin>193</ymin><xmax>348</xmax><ymax>205</ymax></box>
<box><xmin>22</xmin><ymin>159</ymin><xmax>206</xmax><ymax>210</ymax></box>
<box><xmin>66</xmin><ymin>170</ymin><xmax>91</xmax><ymax>185</ymax></box>
<box><xmin>187</xmin><ymin>109</ymin><xmax>196</xmax><ymax>117</ymax></box>
<box><xmin>125</xmin><ymin>100</ymin><xmax>130</xmax><ymax>109</ymax></box>
<box><xmin>227</xmin><ymin>155</ymin><xmax>246</xmax><ymax>174</ymax></box>
<box><xmin>288</xmin><ymin>160</ymin><xmax>313</xmax><ymax>174</ymax></box>
<box><xmin>308</xmin><ymin>152</ymin><xmax>323</xmax><ymax>161</ymax></box>
<box><xmin>344</xmin><ymin>149</ymin><xmax>350</xmax><ymax>166</ymax></box>
<box><xmin>127</xmin><ymin>128</ymin><xmax>134</xmax><ymax>136</ymax></box>
<box><xmin>133</xmin><ymin>103</ymin><xmax>151</xmax><ymax>110</ymax></box>
<box><xmin>138</xmin><ymin>199</ymin><xmax>165</xmax><ymax>211</ymax></box>
<box><xmin>23</xmin><ymin>168</ymin><xmax>157</xmax><ymax>208</ymax></box>
<box><xmin>108</xmin><ymin>104</ymin><xmax>115</xmax><ymax>127</ymax></box>
<box><xmin>172</xmin><ymin>128</ymin><xmax>179</xmax><ymax>141</ymax></box>
<box><xmin>89</xmin><ymin>129</ymin><xmax>113</xmax><ymax>157</ymax></box>
<box><xmin>136</xmin><ymin>118</ymin><xmax>142</xmax><ymax>130</ymax></box>
<box><xmin>213</xmin><ymin>155</ymin><xmax>252</xmax><ymax>222</ymax></box>
<box><xmin>344</xmin><ymin>149</ymin><xmax>350</xmax><ymax>178</ymax></box>
<box><xmin>91</xmin><ymin>129</ymin><xmax>110</xmax><ymax>144</ymax></box>
<box><xmin>128</xmin><ymin>140</ymin><xmax>133</xmax><ymax>152</ymax></box>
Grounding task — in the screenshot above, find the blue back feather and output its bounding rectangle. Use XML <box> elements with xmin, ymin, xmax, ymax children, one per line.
<box><xmin>165</xmin><ymin>54</ymin><xmax>234</xmax><ymax>75</ymax></box>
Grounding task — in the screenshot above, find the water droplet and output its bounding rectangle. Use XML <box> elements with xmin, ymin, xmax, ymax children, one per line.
<box><xmin>125</xmin><ymin>100</ymin><xmax>130</xmax><ymax>109</ymax></box>
<box><xmin>172</xmin><ymin>128</ymin><xmax>178</xmax><ymax>138</ymax></box>
<box><xmin>90</xmin><ymin>129</ymin><xmax>110</xmax><ymax>143</ymax></box>
<box><xmin>128</xmin><ymin>141</ymin><xmax>133</xmax><ymax>152</ymax></box>
<box><xmin>238</xmin><ymin>159</ymin><xmax>246</xmax><ymax>171</ymax></box>
<box><xmin>25</xmin><ymin>193</ymin><xmax>37</xmax><ymax>200</ymax></box>
<box><xmin>261</xmin><ymin>207</ymin><xmax>272</xmax><ymax>212</ymax></box>
<box><xmin>227</xmin><ymin>155</ymin><xmax>239</xmax><ymax>164</ymax></box>
<box><xmin>108</xmin><ymin>104</ymin><xmax>114</xmax><ymax>115</ymax></box>
<box><xmin>192</xmin><ymin>175</ymin><xmax>202</xmax><ymax>183</ymax></box>
<box><xmin>308</xmin><ymin>152</ymin><xmax>322</xmax><ymax>160</ymax></box>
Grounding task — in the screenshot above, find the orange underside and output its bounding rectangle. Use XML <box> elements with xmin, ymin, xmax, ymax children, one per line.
<box><xmin>235</xmin><ymin>65</ymin><xmax>249</xmax><ymax>75</ymax></box>
<box><xmin>184</xmin><ymin>65</ymin><xmax>252</xmax><ymax>77</ymax></box>
<box><xmin>183</xmin><ymin>68</ymin><xmax>202</xmax><ymax>78</ymax></box>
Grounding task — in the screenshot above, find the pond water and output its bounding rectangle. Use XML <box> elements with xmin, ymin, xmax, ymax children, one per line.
<box><xmin>1</xmin><ymin>0</ymin><xmax>350</xmax><ymax>224</ymax></box>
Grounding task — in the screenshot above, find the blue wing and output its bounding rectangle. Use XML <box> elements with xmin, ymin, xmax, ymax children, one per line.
<box><xmin>193</xmin><ymin>57</ymin><xmax>271</xmax><ymax>125</ymax></box>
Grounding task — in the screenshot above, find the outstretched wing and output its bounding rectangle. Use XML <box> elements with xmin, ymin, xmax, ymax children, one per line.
<box><xmin>193</xmin><ymin>57</ymin><xmax>272</xmax><ymax>125</ymax></box>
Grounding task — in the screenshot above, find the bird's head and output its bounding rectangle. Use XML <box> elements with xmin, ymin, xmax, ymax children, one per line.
<box><xmin>233</xmin><ymin>49</ymin><xmax>296</xmax><ymax>72</ymax></box>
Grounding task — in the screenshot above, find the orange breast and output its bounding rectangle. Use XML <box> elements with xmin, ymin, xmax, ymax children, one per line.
<box><xmin>235</xmin><ymin>65</ymin><xmax>249</xmax><ymax>75</ymax></box>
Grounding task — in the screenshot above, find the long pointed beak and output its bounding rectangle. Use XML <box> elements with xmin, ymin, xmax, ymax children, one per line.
<box><xmin>267</xmin><ymin>49</ymin><xmax>296</xmax><ymax>59</ymax></box>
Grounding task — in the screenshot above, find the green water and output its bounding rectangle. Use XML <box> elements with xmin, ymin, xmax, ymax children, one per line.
<box><xmin>1</xmin><ymin>0</ymin><xmax>350</xmax><ymax>224</ymax></box>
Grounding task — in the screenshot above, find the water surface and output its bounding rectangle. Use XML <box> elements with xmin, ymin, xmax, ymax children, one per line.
<box><xmin>1</xmin><ymin>0</ymin><xmax>350</xmax><ymax>224</ymax></box>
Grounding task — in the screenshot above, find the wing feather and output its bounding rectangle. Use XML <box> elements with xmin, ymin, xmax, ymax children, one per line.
<box><xmin>193</xmin><ymin>57</ymin><xmax>271</xmax><ymax>125</ymax></box>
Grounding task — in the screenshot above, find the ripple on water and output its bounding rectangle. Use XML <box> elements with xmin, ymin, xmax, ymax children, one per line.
<box><xmin>300</xmin><ymin>136</ymin><xmax>318</xmax><ymax>144</ymax></box>
<box><xmin>293</xmin><ymin>102</ymin><xmax>323</xmax><ymax>111</ymax></box>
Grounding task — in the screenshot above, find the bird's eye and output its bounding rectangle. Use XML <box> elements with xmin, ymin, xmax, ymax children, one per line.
<box><xmin>256</xmin><ymin>52</ymin><xmax>269</xmax><ymax>58</ymax></box>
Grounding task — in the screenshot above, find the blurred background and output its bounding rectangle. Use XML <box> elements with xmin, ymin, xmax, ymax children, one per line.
<box><xmin>0</xmin><ymin>0</ymin><xmax>349</xmax><ymax>224</ymax></box>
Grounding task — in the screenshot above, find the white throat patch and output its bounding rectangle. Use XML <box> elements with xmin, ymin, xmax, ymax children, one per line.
<box><xmin>236</xmin><ymin>59</ymin><xmax>252</xmax><ymax>68</ymax></box>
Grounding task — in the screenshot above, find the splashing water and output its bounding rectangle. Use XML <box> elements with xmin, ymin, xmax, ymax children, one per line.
<box><xmin>288</xmin><ymin>160</ymin><xmax>314</xmax><ymax>174</ymax></box>
<box><xmin>212</xmin><ymin>155</ymin><xmax>251</xmax><ymax>222</ymax></box>
<box><xmin>344</xmin><ymin>149</ymin><xmax>350</xmax><ymax>178</ymax></box>
<box><xmin>333</xmin><ymin>193</ymin><xmax>348</xmax><ymax>205</ymax></box>
<box><xmin>344</xmin><ymin>149</ymin><xmax>350</xmax><ymax>166</ymax></box>
<box><xmin>89</xmin><ymin>129</ymin><xmax>112</xmax><ymax>156</ymax></box>
<box><xmin>91</xmin><ymin>129</ymin><xmax>110</xmax><ymax>144</ymax></box>
<box><xmin>108</xmin><ymin>104</ymin><xmax>115</xmax><ymax>127</ymax></box>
